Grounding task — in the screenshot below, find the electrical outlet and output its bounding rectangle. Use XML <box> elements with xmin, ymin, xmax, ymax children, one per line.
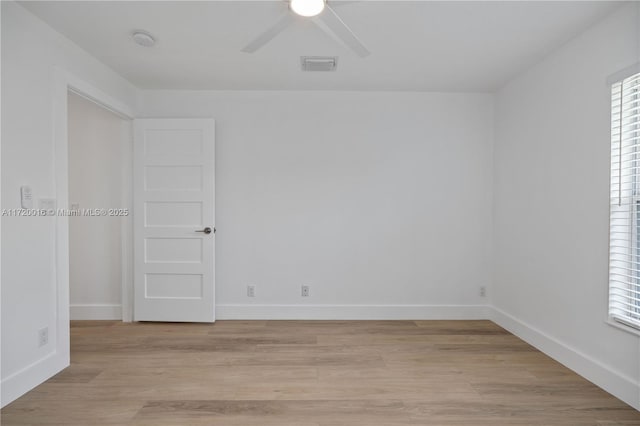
<box><xmin>247</xmin><ymin>285</ymin><xmax>256</xmax><ymax>297</ymax></box>
<box><xmin>38</xmin><ymin>327</ymin><xmax>48</xmax><ymax>347</ymax></box>
<box><xmin>301</xmin><ymin>285</ymin><xmax>310</xmax><ymax>297</ymax></box>
<box><xmin>479</xmin><ymin>286</ymin><xmax>487</xmax><ymax>297</ymax></box>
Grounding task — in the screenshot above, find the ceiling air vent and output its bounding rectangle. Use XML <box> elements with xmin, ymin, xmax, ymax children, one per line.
<box><xmin>301</xmin><ymin>56</ymin><xmax>338</xmax><ymax>72</ymax></box>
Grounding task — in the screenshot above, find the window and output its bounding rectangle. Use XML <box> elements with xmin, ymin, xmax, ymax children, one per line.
<box><xmin>609</xmin><ymin>71</ymin><xmax>640</xmax><ymax>331</ymax></box>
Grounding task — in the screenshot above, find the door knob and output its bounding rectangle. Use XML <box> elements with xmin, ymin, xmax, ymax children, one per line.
<box><xmin>196</xmin><ymin>227</ymin><xmax>212</xmax><ymax>235</ymax></box>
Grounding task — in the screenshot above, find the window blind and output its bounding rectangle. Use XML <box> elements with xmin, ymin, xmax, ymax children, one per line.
<box><xmin>609</xmin><ymin>71</ymin><xmax>640</xmax><ymax>330</ymax></box>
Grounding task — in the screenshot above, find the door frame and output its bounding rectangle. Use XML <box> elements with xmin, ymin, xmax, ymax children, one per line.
<box><xmin>53</xmin><ymin>67</ymin><xmax>136</xmax><ymax>367</ymax></box>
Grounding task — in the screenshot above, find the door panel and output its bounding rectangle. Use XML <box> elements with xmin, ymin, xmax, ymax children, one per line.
<box><xmin>145</xmin><ymin>201</ymin><xmax>203</xmax><ymax>227</ymax></box>
<box><xmin>144</xmin><ymin>238</ymin><xmax>203</xmax><ymax>263</ymax></box>
<box><xmin>134</xmin><ymin>118</ymin><xmax>215</xmax><ymax>322</ymax></box>
<box><xmin>144</xmin><ymin>166</ymin><xmax>203</xmax><ymax>191</ymax></box>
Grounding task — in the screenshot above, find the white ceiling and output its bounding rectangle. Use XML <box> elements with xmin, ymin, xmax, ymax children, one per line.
<box><xmin>20</xmin><ymin>1</ymin><xmax>622</xmax><ymax>91</ymax></box>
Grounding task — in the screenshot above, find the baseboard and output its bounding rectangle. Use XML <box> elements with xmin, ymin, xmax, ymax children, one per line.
<box><xmin>70</xmin><ymin>304</ymin><xmax>122</xmax><ymax>320</ymax></box>
<box><xmin>216</xmin><ymin>304</ymin><xmax>491</xmax><ymax>320</ymax></box>
<box><xmin>490</xmin><ymin>306</ymin><xmax>640</xmax><ymax>411</ymax></box>
<box><xmin>1</xmin><ymin>350</ymin><xmax>68</xmax><ymax>408</ymax></box>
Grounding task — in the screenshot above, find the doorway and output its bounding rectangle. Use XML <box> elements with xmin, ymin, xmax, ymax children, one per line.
<box><xmin>67</xmin><ymin>91</ymin><xmax>133</xmax><ymax>321</ymax></box>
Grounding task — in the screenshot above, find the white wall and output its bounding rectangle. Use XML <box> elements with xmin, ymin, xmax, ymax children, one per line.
<box><xmin>68</xmin><ymin>93</ymin><xmax>129</xmax><ymax>320</ymax></box>
<box><xmin>139</xmin><ymin>90</ymin><xmax>494</xmax><ymax>319</ymax></box>
<box><xmin>493</xmin><ymin>3</ymin><xmax>640</xmax><ymax>409</ymax></box>
<box><xmin>1</xmin><ymin>1</ymin><xmax>137</xmax><ymax>406</ymax></box>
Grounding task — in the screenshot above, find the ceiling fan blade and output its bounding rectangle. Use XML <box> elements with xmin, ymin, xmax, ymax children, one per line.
<box><xmin>315</xmin><ymin>4</ymin><xmax>370</xmax><ymax>57</ymax></box>
<box><xmin>241</xmin><ymin>13</ymin><xmax>295</xmax><ymax>53</ymax></box>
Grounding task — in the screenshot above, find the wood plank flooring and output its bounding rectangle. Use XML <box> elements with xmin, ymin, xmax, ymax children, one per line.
<box><xmin>2</xmin><ymin>320</ymin><xmax>639</xmax><ymax>425</ymax></box>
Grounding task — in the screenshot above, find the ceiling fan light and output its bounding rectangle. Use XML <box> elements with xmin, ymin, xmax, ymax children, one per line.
<box><xmin>290</xmin><ymin>0</ymin><xmax>325</xmax><ymax>17</ymax></box>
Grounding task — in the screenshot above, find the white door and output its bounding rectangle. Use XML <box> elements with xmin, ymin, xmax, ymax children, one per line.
<box><xmin>133</xmin><ymin>118</ymin><xmax>215</xmax><ymax>322</ymax></box>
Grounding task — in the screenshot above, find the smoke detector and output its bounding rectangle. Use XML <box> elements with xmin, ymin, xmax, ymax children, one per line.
<box><xmin>301</xmin><ymin>56</ymin><xmax>338</xmax><ymax>72</ymax></box>
<box><xmin>131</xmin><ymin>30</ymin><xmax>156</xmax><ymax>47</ymax></box>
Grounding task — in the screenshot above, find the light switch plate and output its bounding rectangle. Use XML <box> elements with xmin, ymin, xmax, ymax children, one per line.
<box><xmin>20</xmin><ymin>186</ymin><xmax>33</xmax><ymax>209</ymax></box>
<box><xmin>39</xmin><ymin>198</ymin><xmax>57</xmax><ymax>213</ymax></box>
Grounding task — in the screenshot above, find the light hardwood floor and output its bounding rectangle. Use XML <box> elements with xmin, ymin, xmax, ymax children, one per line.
<box><xmin>2</xmin><ymin>320</ymin><xmax>639</xmax><ymax>425</ymax></box>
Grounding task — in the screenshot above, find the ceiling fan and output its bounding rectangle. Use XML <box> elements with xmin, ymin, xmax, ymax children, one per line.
<box><xmin>241</xmin><ymin>0</ymin><xmax>370</xmax><ymax>57</ymax></box>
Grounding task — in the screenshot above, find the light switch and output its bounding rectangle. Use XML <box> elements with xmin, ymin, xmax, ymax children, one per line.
<box><xmin>39</xmin><ymin>198</ymin><xmax>57</xmax><ymax>213</ymax></box>
<box><xmin>20</xmin><ymin>186</ymin><xmax>33</xmax><ymax>209</ymax></box>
